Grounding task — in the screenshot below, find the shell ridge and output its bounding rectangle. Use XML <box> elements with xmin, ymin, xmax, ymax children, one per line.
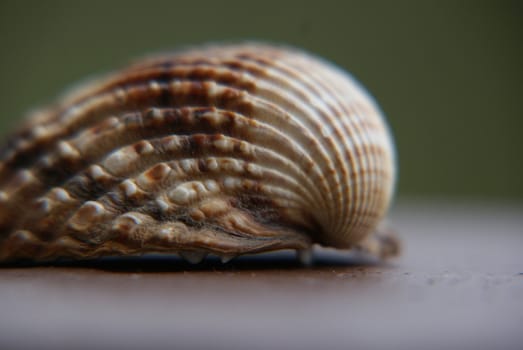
<box><xmin>242</xmin><ymin>60</ymin><xmax>349</xmax><ymax>236</ymax></box>
<box><xmin>2</xmin><ymin>59</ymin><xmax>338</xmax><ymax>230</ymax></box>
<box><xmin>292</xmin><ymin>57</ymin><xmax>378</xmax><ymax>241</ymax></box>
<box><xmin>20</xmin><ymin>139</ymin><xmax>318</xmax><ymax>244</ymax></box>
<box><xmin>303</xmin><ymin>61</ymin><xmax>391</xmax><ymax>242</ymax></box>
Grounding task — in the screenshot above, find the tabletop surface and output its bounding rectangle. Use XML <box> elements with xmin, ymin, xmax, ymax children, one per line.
<box><xmin>0</xmin><ymin>200</ymin><xmax>522</xmax><ymax>350</ymax></box>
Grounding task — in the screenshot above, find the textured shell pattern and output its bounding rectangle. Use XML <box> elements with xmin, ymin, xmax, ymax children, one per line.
<box><xmin>0</xmin><ymin>43</ymin><xmax>396</xmax><ymax>263</ymax></box>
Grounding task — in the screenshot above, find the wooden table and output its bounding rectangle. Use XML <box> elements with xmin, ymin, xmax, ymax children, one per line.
<box><xmin>1</xmin><ymin>201</ymin><xmax>522</xmax><ymax>350</ymax></box>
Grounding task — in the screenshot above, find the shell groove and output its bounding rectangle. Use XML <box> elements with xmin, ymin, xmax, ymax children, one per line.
<box><xmin>0</xmin><ymin>43</ymin><xmax>397</xmax><ymax>263</ymax></box>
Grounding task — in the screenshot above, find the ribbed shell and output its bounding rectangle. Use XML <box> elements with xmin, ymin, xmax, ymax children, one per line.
<box><xmin>0</xmin><ymin>43</ymin><xmax>396</xmax><ymax>262</ymax></box>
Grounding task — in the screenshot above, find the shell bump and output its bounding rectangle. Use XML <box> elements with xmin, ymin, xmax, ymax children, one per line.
<box><xmin>0</xmin><ymin>43</ymin><xmax>398</xmax><ymax>263</ymax></box>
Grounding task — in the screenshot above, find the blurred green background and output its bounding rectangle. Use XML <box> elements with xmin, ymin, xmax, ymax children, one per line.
<box><xmin>0</xmin><ymin>0</ymin><xmax>521</xmax><ymax>199</ymax></box>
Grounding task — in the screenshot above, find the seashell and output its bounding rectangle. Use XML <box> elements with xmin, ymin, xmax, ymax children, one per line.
<box><xmin>0</xmin><ymin>43</ymin><xmax>399</xmax><ymax>264</ymax></box>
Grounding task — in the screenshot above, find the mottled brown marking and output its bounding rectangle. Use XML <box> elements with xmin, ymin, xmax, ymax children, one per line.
<box><xmin>189</xmin><ymin>209</ymin><xmax>205</xmax><ymax>221</ymax></box>
<box><xmin>90</xmin><ymin>116</ymin><xmax>119</xmax><ymax>135</ymax></box>
<box><xmin>197</xmin><ymin>159</ymin><xmax>209</xmax><ymax>172</ymax></box>
<box><xmin>224</xmin><ymin>59</ymin><xmax>266</xmax><ymax>77</ymax></box>
<box><xmin>133</xmin><ymin>140</ymin><xmax>151</xmax><ymax>154</ymax></box>
<box><xmin>145</xmin><ymin>163</ymin><xmax>170</xmax><ymax>181</ymax></box>
<box><xmin>64</xmin><ymin>170</ymin><xmax>119</xmax><ymax>205</ymax></box>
